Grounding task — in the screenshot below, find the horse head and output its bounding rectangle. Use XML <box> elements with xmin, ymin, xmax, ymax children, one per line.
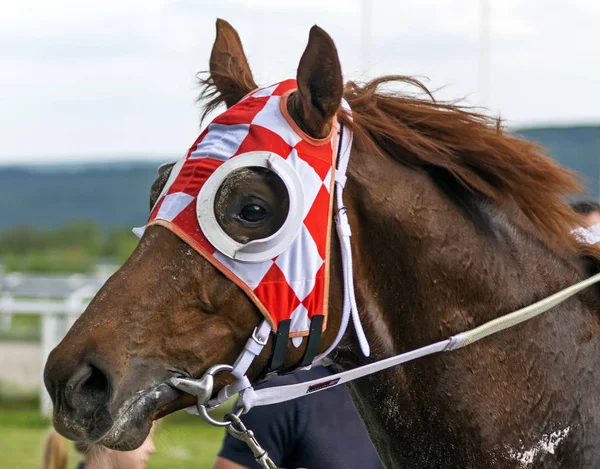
<box><xmin>43</xmin><ymin>19</ymin><xmax>347</xmax><ymax>450</ymax></box>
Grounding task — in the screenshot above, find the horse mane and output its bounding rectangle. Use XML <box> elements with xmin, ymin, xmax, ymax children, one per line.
<box><xmin>339</xmin><ymin>76</ymin><xmax>600</xmax><ymax>260</ymax></box>
<box><xmin>197</xmin><ymin>71</ymin><xmax>600</xmax><ymax>260</ymax></box>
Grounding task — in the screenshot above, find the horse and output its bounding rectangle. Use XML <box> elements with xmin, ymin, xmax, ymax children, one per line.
<box><xmin>43</xmin><ymin>19</ymin><xmax>600</xmax><ymax>468</ymax></box>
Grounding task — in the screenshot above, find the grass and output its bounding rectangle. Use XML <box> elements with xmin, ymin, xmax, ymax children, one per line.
<box><xmin>0</xmin><ymin>405</ymin><xmax>226</xmax><ymax>469</ymax></box>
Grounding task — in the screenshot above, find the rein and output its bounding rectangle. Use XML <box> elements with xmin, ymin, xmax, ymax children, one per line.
<box><xmin>239</xmin><ymin>270</ymin><xmax>600</xmax><ymax>409</ymax></box>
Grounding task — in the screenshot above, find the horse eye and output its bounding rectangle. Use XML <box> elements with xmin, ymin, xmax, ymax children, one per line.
<box><xmin>240</xmin><ymin>204</ymin><xmax>267</xmax><ymax>223</ymax></box>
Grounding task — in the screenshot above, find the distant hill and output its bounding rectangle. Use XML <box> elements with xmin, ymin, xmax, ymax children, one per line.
<box><xmin>517</xmin><ymin>126</ymin><xmax>600</xmax><ymax>199</ymax></box>
<box><xmin>0</xmin><ymin>125</ymin><xmax>599</xmax><ymax>231</ymax></box>
<box><xmin>0</xmin><ymin>161</ymin><xmax>162</xmax><ymax>230</ymax></box>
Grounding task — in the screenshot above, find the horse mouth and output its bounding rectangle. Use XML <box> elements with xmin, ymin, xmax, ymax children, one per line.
<box><xmin>97</xmin><ymin>382</ymin><xmax>182</xmax><ymax>450</ymax></box>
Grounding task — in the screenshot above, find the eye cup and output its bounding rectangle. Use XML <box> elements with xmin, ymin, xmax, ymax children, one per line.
<box><xmin>196</xmin><ymin>151</ymin><xmax>304</xmax><ymax>262</ymax></box>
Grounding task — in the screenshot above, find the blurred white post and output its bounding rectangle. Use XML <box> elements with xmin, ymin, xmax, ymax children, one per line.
<box><xmin>66</xmin><ymin>286</ymin><xmax>88</xmax><ymax>329</ymax></box>
<box><xmin>479</xmin><ymin>0</ymin><xmax>491</xmax><ymax>107</ymax></box>
<box><xmin>2</xmin><ymin>272</ymin><xmax>23</xmax><ymax>332</ymax></box>
<box><xmin>0</xmin><ymin>293</ymin><xmax>13</xmax><ymax>331</ymax></box>
<box><xmin>360</xmin><ymin>0</ymin><xmax>372</xmax><ymax>74</ymax></box>
<box><xmin>40</xmin><ymin>313</ymin><xmax>62</xmax><ymax>416</ymax></box>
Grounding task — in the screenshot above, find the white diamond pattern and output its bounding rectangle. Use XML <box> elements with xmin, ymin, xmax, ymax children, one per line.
<box><xmin>190</xmin><ymin>123</ymin><xmax>250</xmax><ymax>161</ymax></box>
<box><xmin>289</xmin><ymin>303</ymin><xmax>310</xmax><ymax>334</ymax></box>
<box><xmin>251</xmin><ymin>96</ymin><xmax>302</xmax><ymax>147</ymax></box>
<box><xmin>252</xmin><ymin>84</ymin><xmax>278</xmax><ymax>97</ymax></box>
<box><xmin>323</xmin><ymin>167</ymin><xmax>333</xmax><ymax>193</ymax></box>
<box><xmin>148</xmin><ymin>80</ymin><xmax>341</xmax><ymax>335</ymax></box>
<box><xmin>155</xmin><ymin>192</ymin><xmax>194</xmax><ymax>222</ymax></box>
<box><xmin>287</xmin><ymin>149</ymin><xmax>324</xmax><ymax>218</ymax></box>
<box><xmin>274</xmin><ymin>225</ymin><xmax>323</xmax><ymax>301</ymax></box>
<box><xmin>213</xmin><ymin>251</ymin><xmax>273</xmax><ymax>290</ymax></box>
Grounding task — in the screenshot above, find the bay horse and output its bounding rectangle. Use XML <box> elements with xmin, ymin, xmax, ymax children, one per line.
<box><xmin>44</xmin><ymin>20</ymin><xmax>600</xmax><ymax>468</ymax></box>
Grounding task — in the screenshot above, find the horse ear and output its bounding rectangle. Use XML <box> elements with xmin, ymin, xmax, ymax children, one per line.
<box><xmin>291</xmin><ymin>25</ymin><xmax>343</xmax><ymax>138</ymax></box>
<box><xmin>209</xmin><ymin>19</ymin><xmax>257</xmax><ymax>108</ymax></box>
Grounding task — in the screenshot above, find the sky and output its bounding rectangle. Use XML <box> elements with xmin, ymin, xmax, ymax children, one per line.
<box><xmin>1</xmin><ymin>0</ymin><xmax>599</xmax><ymax>164</ymax></box>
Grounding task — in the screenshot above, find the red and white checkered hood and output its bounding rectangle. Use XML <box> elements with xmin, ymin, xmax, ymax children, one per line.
<box><xmin>147</xmin><ymin>79</ymin><xmax>345</xmax><ymax>337</ymax></box>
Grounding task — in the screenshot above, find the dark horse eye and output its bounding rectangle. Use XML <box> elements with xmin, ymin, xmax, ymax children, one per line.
<box><xmin>213</xmin><ymin>166</ymin><xmax>289</xmax><ymax>243</ymax></box>
<box><xmin>240</xmin><ymin>204</ymin><xmax>267</xmax><ymax>223</ymax></box>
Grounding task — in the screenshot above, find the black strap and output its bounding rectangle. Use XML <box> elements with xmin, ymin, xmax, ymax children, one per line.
<box><xmin>266</xmin><ymin>319</ymin><xmax>290</xmax><ymax>373</ymax></box>
<box><xmin>278</xmin><ymin>314</ymin><xmax>325</xmax><ymax>375</ymax></box>
<box><xmin>298</xmin><ymin>315</ymin><xmax>324</xmax><ymax>368</ymax></box>
<box><xmin>335</xmin><ymin>125</ymin><xmax>345</xmax><ymax>170</ymax></box>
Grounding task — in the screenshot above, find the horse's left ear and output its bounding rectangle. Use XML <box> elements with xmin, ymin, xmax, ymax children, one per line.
<box><xmin>290</xmin><ymin>26</ymin><xmax>343</xmax><ymax>138</ymax></box>
<box><xmin>209</xmin><ymin>19</ymin><xmax>257</xmax><ymax>108</ymax></box>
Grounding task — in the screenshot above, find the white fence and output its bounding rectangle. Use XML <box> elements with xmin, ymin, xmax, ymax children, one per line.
<box><xmin>0</xmin><ymin>272</ymin><xmax>109</xmax><ymax>416</ymax></box>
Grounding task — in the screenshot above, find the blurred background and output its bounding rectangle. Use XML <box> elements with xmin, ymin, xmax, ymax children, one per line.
<box><xmin>1</xmin><ymin>0</ymin><xmax>599</xmax><ymax>468</ymax></box>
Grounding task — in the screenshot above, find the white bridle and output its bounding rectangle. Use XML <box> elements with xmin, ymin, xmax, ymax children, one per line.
<box><xmin>176</xmin><ymin>113</ymin><xmax>371</xmax><ymax>415</ymax></box>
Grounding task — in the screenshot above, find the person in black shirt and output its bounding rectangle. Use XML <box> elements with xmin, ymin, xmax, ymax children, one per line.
<box><xmin>213</xmin><ymin>365</ymin><xmax>384</xmax><ymax>469</ymax></box>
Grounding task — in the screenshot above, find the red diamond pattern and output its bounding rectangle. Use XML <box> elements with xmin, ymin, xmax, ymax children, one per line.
<box><xmin>303</xmin><ymin>185</ymin><xmax>332</xmax><ymax>260</ymax></box>
<box><xmin>146</xmin><ymin>79</ymin><xmax>338</xmax><ymax>336</ymax></box>
<box><xmin>301</xmin><ymin>263</ymin><xmax>326</xmax><ymax>319</ymax></box>
<box><xmin>253</xmin><ymin>264</ymin><xmax>301</xmax><ymax>324</ymax></box>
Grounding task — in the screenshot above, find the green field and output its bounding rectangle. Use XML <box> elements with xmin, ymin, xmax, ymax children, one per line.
<box><xmin>0</xmin><ymin>405</ymin><xmax>226</xmax><ymax>469</ymax></box>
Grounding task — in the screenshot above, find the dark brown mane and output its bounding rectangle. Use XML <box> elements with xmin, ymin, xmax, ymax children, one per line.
<box><xmin>198</xmin><ymin>72</ymin><xmax>599</xmax><ymax>260</ymax></box>
<box><xmin>339</xmin><ymin>76</ymin><xmax>600</xmax><ymax>260</ymax></box>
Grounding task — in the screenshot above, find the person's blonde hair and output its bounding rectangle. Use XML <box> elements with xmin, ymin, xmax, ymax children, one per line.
<box><xmin>41</xmin><ymin>430</ymin><xmax>68</xmax><ymax>469</ymax></box>
<box><xmin>42</xmin><ymin>423</ymin><xmax>158</xmax><ymax>469</ymax></box>
<box><xmin>41</xmin><ymin>429</ymin><xmax>93</xmax><ymax>469</ymax></box>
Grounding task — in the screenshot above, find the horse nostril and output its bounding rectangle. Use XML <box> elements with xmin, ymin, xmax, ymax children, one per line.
<box><xmin>81</xmin><ymin>364</ymin><xmax>110</xmax><ymax>402</ymax></box>
<box><xmin>65</xmin><ymin>363</ymin><xmax>112</xmax><ymax>409</ymax></box>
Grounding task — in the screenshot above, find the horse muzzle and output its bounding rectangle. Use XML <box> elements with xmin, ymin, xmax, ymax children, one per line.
<box><xmin>44</xmin><ymin>347</ymin><xmax>181</xmax><ymax>449</ymax></box>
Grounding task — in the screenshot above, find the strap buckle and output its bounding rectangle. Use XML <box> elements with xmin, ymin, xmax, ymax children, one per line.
<box><xmin>226</xmin><ymin>413</ymin><xmax>278</xmax><ymax>469</ymax></box>
<box><xmin>252</xmin><ymin>326</ymin><xmax>269</xmax><ymax>346</ymax></box>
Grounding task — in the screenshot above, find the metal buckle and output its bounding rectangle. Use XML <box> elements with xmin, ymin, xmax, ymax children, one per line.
<box><xmin>199</xmin><ymin>402</ymin><xmax>243</xmax><ymax>427</ymax></box>
<box><xmin>252</xmin><ymin>326</ymin><xmax>268</xmax><ymax>346</ymax></box>
<box><xmin>226</xmin><ymin>413</ymin><xmax>278</xmax><ymax>468</ymax></box>
<box><xmin>168</xmin><ymin>363</ymin><xmax>240</xmax><ymax>426</ymax></box>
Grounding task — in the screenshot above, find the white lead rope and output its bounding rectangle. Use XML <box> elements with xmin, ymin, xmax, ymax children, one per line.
<box><xmin>239</xmin><ymin>271</ymin><xmax>600</xmax><ymax>411</ymax></box>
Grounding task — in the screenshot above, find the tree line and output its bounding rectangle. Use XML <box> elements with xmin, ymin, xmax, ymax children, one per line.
<box><xmin>0</xmin><ymin>221</ymin><xmax>139</xmax><ymax>273</ymax></box>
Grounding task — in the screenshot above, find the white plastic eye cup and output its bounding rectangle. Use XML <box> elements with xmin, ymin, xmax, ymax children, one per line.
<box><xmin>196</xmin><ymin>151</ymin><xmax>304</xmax><ymax>263</ymax></box>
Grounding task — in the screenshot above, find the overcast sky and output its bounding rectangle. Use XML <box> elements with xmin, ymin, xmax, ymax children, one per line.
<box><xmin>1</xmin><ymin>0</ymin><xmax>599</xmax><ymax>164</ymax></box>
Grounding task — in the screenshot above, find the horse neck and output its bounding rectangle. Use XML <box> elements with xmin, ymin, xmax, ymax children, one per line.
<box><xmin>335</xmin><ymin>146</ymin><xmax>591</xmax><ymax>354</ymax></box>
<box><xmin>329</xmin><ymin>147</ymin><xmax>600</xmax><ymax>468</ymax></box>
